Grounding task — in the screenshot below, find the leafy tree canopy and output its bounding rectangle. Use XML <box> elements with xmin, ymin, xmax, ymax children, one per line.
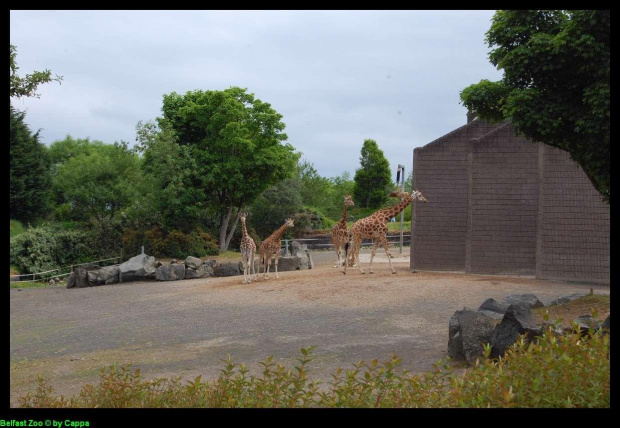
<box><xmin>52</xmin><ymin>141</ymin><xmax>143</xmax><ymax>224</ymax></box>
<box><xmin>10</xmin><ymin>44</ymin><xmax>63</xmax><ymax>99</ymax></box>
<box><xmin>10</xmin><ymin>105</ymin><xmax>51</xmax><ymax>224</ymax></box>
<box><xmin>158</xmin><ymin>87</ymin><xmax>299</xmax><ymax>250</ymax></box>
<box><xmin>460</xmin><ymin>10</ymin><xmax>610</xmax><ymax>203</ymax></box>
<box><xmin>353</xmin><ymin>139</ymin><xmax>393</xmax><ymax>208</ymax></box>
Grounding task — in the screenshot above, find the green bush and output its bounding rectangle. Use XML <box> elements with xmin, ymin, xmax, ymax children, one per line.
<box><xmin>10</xmin><ymin>225</ymin><xmax>99</xmax><ymax>275</ymax></box>
<box><xmin>122</xmin><ymin>227</ymin><xmax>219</xmax><ymax>259</ymax></box>
<box><xmin>18</xmin><ymin>324</ymin><xmax>610</xmax><ymax>408</ymax></box>
<box><xmin>10</xmin><ymin>219</ymin><xmax>25</xmax><ymax>238</ymax></box>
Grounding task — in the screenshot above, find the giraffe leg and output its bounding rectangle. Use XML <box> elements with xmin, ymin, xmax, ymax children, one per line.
<box><xmin>353</xmin><ymin>237</ymin><xmax>364</xmax><ymax>274</ymax></box>
<box><xmin>368</xmin><ymin>239</ymin><xmax>380</xmax><ymax>274</ymax></box>
<box><xmin>249</xmin><ymin>250</ymin><xmax>255</xmax><ymax>283</ymax></box>
<box><xmin>380</xmin><ymin>235</ymin><xmax>396</xmax><ymax>274</ymax></box>
<box><xmin>333</xmin><ymin>244</ymin><xmax>341</xmax><ymax>268</ymax></box>
<box><xmin>264</xmin><ymin>254</ymin><xmax>271</xmax><ymax>279</ymax></box>
<box><xmin>242</xmin><ymin>255</ymin><xmax>247</xmax><ymax>283</ymax></box>
<box><xmin>275</xmin><ymin>253</ymin><xmax>280</xmax><ymax>278</ymax></box>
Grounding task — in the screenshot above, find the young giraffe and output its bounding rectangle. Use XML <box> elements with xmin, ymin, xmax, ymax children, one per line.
<box><xmin>238</xmin><ymin>212</ymin><xmax>256</xmax><ymax>284</ymax></box>
<box><xmin>343</xmin><ymin>190</ymin><xmax>428</xmax><ymax>275</ymax></box>
<box><xmin>257</xmin><ymin>218</ymin><xmax>295</xmax><ymax>280</ymax></box>
<box><xmin>332</xmin><ymin>195</ymin><xmax>355</xmax><ymax>268</ymax></box>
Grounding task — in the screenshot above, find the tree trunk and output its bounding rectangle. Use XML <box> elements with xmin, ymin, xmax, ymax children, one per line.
<box><xmin>219</xmin><ymin>206</ymin><xmax>233</xmax><ymax>251</ymax></box>
<box><xmin>218</xmin><ymin>206</ymin><xmax>241</xmax><ymax>252</ymax></box>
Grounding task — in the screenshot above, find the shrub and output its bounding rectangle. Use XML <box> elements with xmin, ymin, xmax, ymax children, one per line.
<box><xmin>10</xmin><ymin>219</ymin><xmax>25</xmax><ymax>238</ymax></box>
<box><xmin>10</xmin><ymin>223</ymin><xmax>121</xmax><ymax>275</ymax></box>
<box><xmin>18</xmin><ymin>324</ymin><xmax>610</xmax><ymax>408</ymax></box>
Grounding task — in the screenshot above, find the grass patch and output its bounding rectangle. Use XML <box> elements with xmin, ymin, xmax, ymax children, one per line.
<box><xmin>532</xmin><ymin>294</ymin><xmax>610</xmax><ymax>328</ymax></box>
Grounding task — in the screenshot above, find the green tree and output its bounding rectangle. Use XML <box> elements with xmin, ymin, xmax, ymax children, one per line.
<box><xmin>251</xmin><ymin>179</ymin><xmax>303</xmax><ymax>239</ymax></box>
<box><xmin>297</xmin><ymin>159</ymin><xmax>333</xmax><ymax>210</ymax></box>
<box><xmin>52</xmin><ymin>141</ymin><xmax>143</xmax><ymax>224</ymax></box>
<box><xmin>353</xmin><ymin>139</ymin><xmax>393</xmax><ymax>208</ymax></box>
<box><xmin>159</xmin><ymin>87</ymin><xmax>299</xmax><ymax>251</ymax></box>
<box><xmin>10</xmin><ymin>44</ymin><xmax>63</xmax><ymax>99</ymax></box>
<box><xmin>10</xmin><ymin>105</ymin><xmax>51</xmax><ymax>224</ymax></box>
<box><xmin>460</xmin><ymin>10</ymin><xmax>610</xmax><ymax>203</ymax></box>
<box><xmin>136</xmin><ymin>120</ymin><xmax>211</xmax><ymax>233</ymax></box>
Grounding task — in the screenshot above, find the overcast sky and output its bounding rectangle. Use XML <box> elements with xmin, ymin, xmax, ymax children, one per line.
<box><xmin>10</xmin><ymin>10</ymin><xmax>503</xmax><ymax>179</ymax></box>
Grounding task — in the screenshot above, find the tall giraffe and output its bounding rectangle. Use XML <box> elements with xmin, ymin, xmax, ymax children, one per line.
<box><xmin>238</xmin><ymin>211</ymin><xmax>256</xmax><ymax>284</ymax></box>
<box><xmin>332</xmin><ymin>195</ymin><xmax>355</xmax><ymax>268</ymax></box>
<box><xmin>257</xmin><ymin>218</ymin><xmax>295</xmax><ymax>280</ymax></box>
<box><xmin>343</xmin><ymin>190</ymin><xmax>427</xmax><ymax>275</ymax></box>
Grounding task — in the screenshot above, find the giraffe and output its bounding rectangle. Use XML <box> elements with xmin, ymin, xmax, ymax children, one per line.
<box><xmin>257</xmin><ymin>218</ymin><xmax>295</xmax><ymax>280</ymax></box>
<box><xmin>238</xmin><ymin>211</ymin><xmax>256</xmax><ymax>284</ymax></box>
<box><xmin>332</xmin><ymin>195</ymin><xmax>355</xmax><ymax>268</ymax></box>
<box><xmin>343</xmin><ymin>190</ymin><xmax>428</xmax><ymax>275</ymax></box>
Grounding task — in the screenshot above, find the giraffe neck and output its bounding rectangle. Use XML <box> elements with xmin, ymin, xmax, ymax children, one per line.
<box><xmin>339</xmin><ymin>203</ymin><xmax>349</xmax><ymax>227</ymax></box>
<box><xmin>376</xmin><ymin>196</ymin><xmax>413</xmax><ymax>222</ymax></box>
<box><xmin>268</xmin><ymin>223</ymin><xmax>289</xmax><ymax>243</ymax></box>
<box><xmin>241</xmin><ymin>218</ymin><xmax>249</xmax><ymax>239</ymax></box>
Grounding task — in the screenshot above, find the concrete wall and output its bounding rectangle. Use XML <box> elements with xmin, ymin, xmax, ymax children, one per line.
<box><xmin>411</xmin><ymin>120</ymin><xmax>609</xmax><ymax>282</ymax></box>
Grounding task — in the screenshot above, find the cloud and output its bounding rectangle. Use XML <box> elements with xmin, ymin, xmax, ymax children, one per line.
<box><xmin>10</xmin><ymin>10</ymin><xmax>502</xmax><ymax>178</ymax></box>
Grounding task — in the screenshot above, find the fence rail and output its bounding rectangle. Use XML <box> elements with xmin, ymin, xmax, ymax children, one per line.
<box><xmin>10</xmin><ymin>256</ymin><xmax>121</xmax><ymax>284</ymax></box>
<box><xmin>280</xmin><ymin>235</ymin><xmax>411</xmax><ymax>251</ymax></box>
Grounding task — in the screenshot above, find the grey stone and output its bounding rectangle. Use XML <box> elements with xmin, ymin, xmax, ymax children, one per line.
<box><xmin>184</xmin><ymin>264</ymin><xmax>214</xmax><ymax>279</ymax></box>
<box><xmin>88</xmin><ymin>265</ymin><xmax>120</xmax><ymax>286</ymax></box>
<box><xmin>290</xmin><ymin>240</ymin><xmax>307</xmax><ymax>256</ymax></box>
<box><xmin>490</xmin><ymin>303</ymin><xmax>542</xmax><ymax>359</ymax></box>
<box><xmin>602</xmin><ymin>314</ymin><xmax>610</xmax><ymax>332</ymax></box>
<box><xmin>204</xmin><ymin>259</ymin><xmax>217</xmax><ymax>269</ymax></box>
<box><xmin>478</xmin><ymin>298</ymin><xmax>509</xmax><ymax>320</ymax></box>
<box><xmin>448</xmin><ymin>308</ymin><xmax>497</xmax><ymax>363</ymax></box>
<box><xmin>503</xmin><ymin>294</ymin><xmax>544</xmax><ymax>309</ymax></box>
<box><xmin>119</xmin><ymin>254</ymin><xmax>157</xmax><ymax>282</ymax></box>
<box><xmin>547</xmin><ymin>294</ymin><xmax>585</xmax><ymax>306</ymax></box>
<box><xmin>568</xmin><ymin>315</ymin><xmax>603</xmax><ymax>335</ymax></box>
<box><xmin>185</xmin><ymin>256</ymin><xmax>203</xmax><ymax>270</ymax></box>
<box><xmin>67</xmin><ymin>266</ymin><xmax>95</xmax><ymax>288</ymax></box>
<box><xmin>155</xmin><ymin>264</ymin><xmax>186</xmax><ymax>281</ymax></box>
<box><xmin>214</xmin><ymin>262</ymin><xmax>242</xmax><ymax>277</ymax></box>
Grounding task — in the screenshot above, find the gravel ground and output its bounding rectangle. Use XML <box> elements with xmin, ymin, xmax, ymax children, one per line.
<box><xmin>9</xmin><ymin>249</ymin><xmax>610</xmax><ymax>405</ymax></box>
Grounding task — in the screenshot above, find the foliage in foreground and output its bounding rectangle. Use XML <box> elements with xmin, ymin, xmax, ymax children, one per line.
<box><xmin>19</xmin><ymin>324</ymin><xmax>609</xmax><ymax>408</ymax></box>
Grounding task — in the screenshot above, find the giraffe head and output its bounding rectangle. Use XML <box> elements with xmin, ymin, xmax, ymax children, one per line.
<box><xmin>285</xmin><ymin>218</ymin><xmax>295</xmax><ymax>228</ymax></box>
<box><xmin>411</xmin><ymin>189</ymin><xmax>428</xmax><ymax>203</ymax></box>
<box><xmin>239</xmin><ymin>211</ymin><xmax>248</xmax><ymax>222</ymax></box>
<box><xmin>344</xmin><ymin>195</ymin><xmax>355</xmax><ymax>207</ymax></box>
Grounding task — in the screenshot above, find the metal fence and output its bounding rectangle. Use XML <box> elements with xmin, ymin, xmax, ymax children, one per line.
<box><xmin>10</xmin><ymin>256</ymin><xmax>121</xmax><ymax>284</ymax></box>
<box><xmin>280</xmin><ymin>235</ymin><xmax>411</xmax><ymax>252</ymax></box>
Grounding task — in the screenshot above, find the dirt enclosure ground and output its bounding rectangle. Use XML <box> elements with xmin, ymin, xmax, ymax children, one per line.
<box><xmin>9</xmin><ymin>249</ymin><xmax>610</xmax><ymax>406</ymax></box>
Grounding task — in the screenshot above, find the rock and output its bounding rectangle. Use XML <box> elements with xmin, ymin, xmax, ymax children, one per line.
<box><xmin>490</xmin><ymin>303</ymin><xmax>542</xmax><ymax>359</ymax></box>
<box><xmin>184</xmin><ymin>264</ymin><xmax>214</xmax><ymax>279</ymax></box>
<box><xmin>88</xmin><ymin>265</ymin><xmax>120</xmax><ymax>286</ymax></box>
<box><xmin>154</xmin><ymin>261</ymin><xmax>163</xmax><ymax>269</ymax></box>
<box><xmin>185</xmin><ymin>256</ymin><xmax>203</xmax><ymax>270</ymax></box>
<box><xmin>66</xmin><ymin>266</ymin><xmax>95</xmax><ymax>288</ymax></box>
<box><xmin>170</xmin><ymin>259</ymin><xmax>177</xmax><ymax>264</ymax></box>
<box><xmin>204</xmin><ymin>259</ymin><xmax>217</xmax><ymax>269</ymax></box>
<box><xmin>568</xmin><ymin>315</ymin><xmax>603</xmax><ymax>335</ymax></box>
<box><xmin>214</xmin><ymin>262</ymin><xmax>242</xmax><ymax>277</ymax></box>
<box><xmin>547</xmin><ymin>294</ymin><xmax>585</xmax><ymax>306</ymax></box>
<box><xmin>602</xmin><ymin>314</ymin><xmax>610</xmax><ymax>332</ymax></box>
<box><xmin>448</xmin><ymin>309</ymin><xmax>498</xmax><ymax>363</ymax></box>
<box><xmin>477</xmin><ymin>298</ymin><xmax>509</xmax><ymax>320</ymax></box>
<box><xmin>155</xmin><ymin>264</ymin><xmax>186</xmax><ymax>281</ymax></box>
<box><xmin>503</xmin><ymin>294</ymin><xmax>544</xmax><ymax>309</ymax></box>
<box><xmin>119</xmin><ymin>254</ymin><xmax>157</xmax><ymax>282</ymax></box>
<box><xmin>290</xmin><ymin>240</ymin><xmax>307</xmax><ymax>256</ymax></box>
<box><xmin>262</xmin><ymin>255</ymin><xmax>311</xmax><ymax>273</ymax></box>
